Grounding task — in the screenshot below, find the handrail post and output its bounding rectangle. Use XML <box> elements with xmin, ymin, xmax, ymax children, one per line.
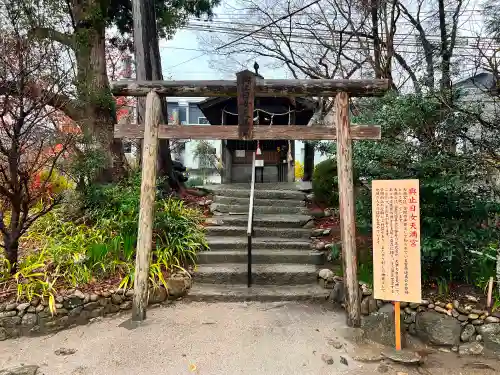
<box><xmin>247</xmin><ymin>152</ymin><xmax>256</xmax><ymax>287</ymax></box>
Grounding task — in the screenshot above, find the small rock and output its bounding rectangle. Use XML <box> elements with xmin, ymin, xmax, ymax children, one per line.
<box><xmin>400</xmin><ymin>302</ymin><xmax>409</xmax><ymax>308</ymax></box>
<box><xmin>0</xmin><ymin>327</ymin><xmax>7</xmax><ymax>341</ymax></box>
<box><xmin>420</xmin><ymin>300</ymin><xmax>430</xmax><ymax>306</ymax></box>
<box><xmin>54</xmin><ymin>347</ymin><xmax>77</xmax><ymax>356</ymax></box>
<box><xmin>471</xmin><ymin>308</ymin><xmax>484</xmax><ymax>315</ymax></box>
<box><xmin>120</xmin><ymin>301</ymin><xmax>132</xmax><ymax>310</ymax></box>
<box><xmin>314</xmin><ymin>241</ymin><xmax>326</xmax><ymax>250</ymax></box>
<box><xmin>125</xmin><ymin>290</ymin><xmax>134</xmax><ymax>297</ymax></box>
<box><xmin>321</xmin><ymin>354</ymin><xmax>334</xmax><ymax>365</ymax></box>
<box><xmin>329</xmin><ymin>281</ymin><xmax>345</xmax><ymax>304</ymax></box>
<box><xmin>324</xmin><ymin>209</ymin><xmax>333</xmax><ymax>217</ymax></box>
<box><xmin>427</xmin><ymin>304</ymin><xmax>435</xmax><ymax>309</ymax></box>
<box><xmin>30</xmin><ymin>298</ymin><xmax>40</xmax><ymax>307</ymax></box>
<box><xmin>381</xmin><ymin>349</ymin><xmax>422</xmax><ymax>364</ymax></box>
<box><xmin>16</xmin><ymin>303</ymin><xmax>30</xmax><ymax>312</ymax></box>
<box><xmin>361</xmin><ymin>284</ymin><xmax>372</xmax><ymax>296</ymax></box>
<box><xmin>322</xmin><ymin>229</ymin><xmax>331</xmax><ymax>236</ymax></box>
<box><xmin>409</xmin><ymin>303</ymin><xmax>419</xmax><ymax>309</ymax></box>
<box><xmin>73</xmin><ymin>290</ymin><xmax>85</xmax><ymax>299</ymax></box>
<box><xmin>361</xmin><ymin>297</ymin><xmax>371</xmax><ymax>316</ymax></box>
<box><xmin>485</xmin><ymin>316</ymin><xmax>500</xmax><ymax>323</ymax></box>
<box><xmin>90</xmin><ymin>294</ymin><xmax>99</xmax><ymax>302</ymax></box>
<box><xmin>26</xmin><ymin>306</ymin><xmax>36</xmax><ymax>313</ymax></box>
<box><xmin>476</xmin><ymin>335</ymin><xmax>482</xmax><ymax>341</ymax></box>
<box><xmin>451</xmin><ymin>309</ymin><xmax>459</xmax><ymax>318</ymax></box>
<box><xmin>5</xmin><ymin>302</ymin><xmax>17</xmax><ymax>311</ymax></box>
<box><xmin>468</xmin><ymin>313</ymin><xmax>479</xmax><ymax>320</ymax></box>
<box><xmin>472</xmin><ymin>319</ymin><xmax>484</xmax><ymax>326</ymax></box>
<box><xmin>459</xmin><ymin>342</ymin><xmax>484</xmax><ymax>356</ymax></box>
<box><xmin>377</xmin><ymin>364</ymin><xmax>390</xmax><ymax>373</ymax></box>
<box><xmin>462</xmin><ymin>361</ymin><xmax>495</xmax><ymax>370</ymax></box>
<box><xmin>111</xmin><ymin>294</ymin><xmax>123</xmax><ymax>305</ymax></box>
<box><xmin>0</xmin><ymin>310</ymin><xmax>17</xmax><ymax>318</ymax></box>
<box><xmin>327</xmin><ymin>339</ymin><xmax>343</xmax><ymax>349</ymax></box>
<box><xmin>318</xmin><ymin>269</ymin><xmax>334</xmax><ymax>281</ymax></box>
<box><xmin>21</xmin><ymin>313</ymin><xmax>37</xmax><ymax>327</ymax></box>
<box><xmin>434</xmin><ymin>306</ymin><xmax>447</xmax><ymax>314</ymax></box>
<box><xmin>451</xmin><ymin>346</ymin><xmax>458</xmax><ymax>352</ymax></box>
<box><xmin>35</xmin><ymin>304</ymin><xmax>44</xmax><ymax>313</ymax></box>
<box><xmin>435</xmin><ymin>301</ymin><xmax>446</xmax><ymax>308</ymax></box>
<box><xmin>102</xmin><ymin>291</ymin><xmax>111</xmax><ymax>298</ymax></box>
<box><xmin>460</xmin><ymin>324</ymin><xmax>476</xmax><ymax>342</ymax></box>
<box><xmin>453</xmin><ymin>300</ymin><xmax>460</xmax><ymax>309</ymax></box>
<box><xmin>339</xmin><ymin>356</ymin><xmax>348</xmax><ymax>366</ymax></box>
<box><xmin>466</xmin><ymin>295</ymin><xmax>478</xmax><ymax>303</ymax></box>
<box><xmin>0</xmin><ymin>365</ymin><xmax>40</xmax><ymax>375</ymax></box>
<box><xmin>458</xmin><ymin>315</ymin><xmax>469</xmax><ymax>322</ymax></box>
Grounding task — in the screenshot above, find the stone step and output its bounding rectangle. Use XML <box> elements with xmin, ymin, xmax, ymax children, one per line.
<box><xmin>206</xmin><ymin>236</ymin><xmax>311</xmax><ymax>250</ymax></box>
<box><xmin>197</xmin><ymin>249</ymin><xmax>325</xmax><ymax>265</ymax></box>
<box><xmin>206</xmin><ymin>226</ymin><xmax>311</xmax><ymax>239</ymax></box>
<box><xmin>194</xmin><ymin>263</ymin><xmax>319</xmax><ymax>285</ymax></box>
<box><xmin>207</xmin><ymin>188</ymin><xmax>305</xmax><ymax>200</ymax></box>
<box><xmin>186</xmin><ymin>284</ymin><xmax>329</xmax><ymax>302</ymax></box>
<box><xmin>211</xmin><ymin>203</ymin><xmax>309</xmax><ymax>215</ymax></box>
<box><xmin>206</xmin><ymin>214</ymin><xmax>312</xmax><ymax>228</ymax></box>
<box><xmin>213</xmin><ymin>195</ymin><xmax>305</xmax><ymax>207</ymax></box>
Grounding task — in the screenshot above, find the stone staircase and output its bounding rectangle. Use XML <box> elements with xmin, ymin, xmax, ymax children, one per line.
<box><xmin>189</xmin><ymin>183</ymin><xmax>328</xmax><ymax>301</ymax></box>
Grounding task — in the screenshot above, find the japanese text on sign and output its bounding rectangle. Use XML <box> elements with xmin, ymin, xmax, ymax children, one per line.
<box><xmin>372</xmin><ymin>180</ymin><xmax>421</xmax><ymax>303</ymax></box>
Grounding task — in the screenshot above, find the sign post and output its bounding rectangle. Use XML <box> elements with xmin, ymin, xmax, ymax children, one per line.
<box><xmin>372</xmin><ymin>180</ymin><xmax>422</xmax><ymax>350</ymax></box>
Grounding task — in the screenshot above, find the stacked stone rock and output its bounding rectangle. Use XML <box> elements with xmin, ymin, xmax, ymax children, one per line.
<box><xmin>0</xmin><ymin>274</ymin><xmax>191</xmax><ymax>341</ymax></box>
<box><xmin>318</xmin><ymin>271</ymin><xmax>500</xmax><ymax>357</ymax></box>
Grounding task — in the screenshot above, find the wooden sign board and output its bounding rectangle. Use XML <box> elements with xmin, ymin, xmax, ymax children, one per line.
<box><xmin>372</xmin><ymin>180</ymin><xmax>422</xmax><ymax>303</ymax></box>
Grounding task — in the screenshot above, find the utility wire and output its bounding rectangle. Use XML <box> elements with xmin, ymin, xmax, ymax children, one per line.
<box><xmin>215</xmin><ymin>0</ymin><xmax>321</xmax><ymax>50</ymax></box>
<box><xmin>165</xmin><ymin>0</ymin><xmax>320</xmax><ymax>69</ymax></box>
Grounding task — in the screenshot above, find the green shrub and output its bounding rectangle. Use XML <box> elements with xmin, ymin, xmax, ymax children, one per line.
<box><xmin>0</xmin><ymin>172</ymin><xmax>208</xmax><ymax>307</ymax></box>
<box><xmin>186</xmin><ymin>176</ymin><xmax>204</xmax><ymax>187</ymax></box>
<box><xmin>312</xmin><ymin>159</ymin><xmax>338</xmax><ymax>207</ymax></box>
<box><xmin>351</xmin><ymin>93</ymin><xmax>500</xmax><ymax>283</ymax></box>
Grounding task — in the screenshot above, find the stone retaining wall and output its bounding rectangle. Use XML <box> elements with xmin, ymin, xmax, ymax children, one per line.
<box><xmin>319</xmin><ymin>271</ymin><xmax>500</xmax><ymax>358</ymax></box>
<box><xmin>0</xmin><ymin>274</ymin><xmax>191</xmax><ymax>341</ymax></box>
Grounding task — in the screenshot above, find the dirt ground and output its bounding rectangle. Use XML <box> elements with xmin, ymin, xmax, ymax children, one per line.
<box><xmin>0</xmin><ymin>301</ymin><xmax>498</xmax><ymax>375</ymax></box>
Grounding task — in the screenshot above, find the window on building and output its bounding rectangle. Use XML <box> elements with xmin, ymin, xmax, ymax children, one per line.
<box><xmin>198</xmin><ymin>117</ymin><xmax>209</xmax><ymax>125</ymax></box>
<box><xmin>178</xmin><ymin>107</ymin><xmax>187</xmax><ymax>124</ymax></box>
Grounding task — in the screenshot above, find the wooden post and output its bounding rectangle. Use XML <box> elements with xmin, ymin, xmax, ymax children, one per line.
<box><xmin>236</xmin><ymin>70</ymin><xmax>256</xmax><ymax>139</ymax></box>
<box><xmin>335</xmin><ymin>92</ymin><xmax>361</xmax><ymax>327</ymax></box>
<box><xmin>132</xmin><ymin>91</ymin><xmax>161</xmax><ymax>322</ymax></box>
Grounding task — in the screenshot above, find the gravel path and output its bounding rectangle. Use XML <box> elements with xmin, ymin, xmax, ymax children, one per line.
<box><xmin>0</xmin><ymin>301</ymin><xmax>498</xmax><ymax>375</ymax></box>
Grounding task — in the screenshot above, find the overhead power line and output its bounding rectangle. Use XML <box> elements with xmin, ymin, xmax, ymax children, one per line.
<box><xmin>215</xmin><ymin>0</ymin><xmax>320</xmax><ymax>50</ymax></box>
<box><xmin>164</xmin><ymin>0</ymin><xmax>321</xmax><ymax>69</ymax></box>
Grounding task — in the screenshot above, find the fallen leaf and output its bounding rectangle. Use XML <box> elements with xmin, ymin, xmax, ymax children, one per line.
<box><xmin>189</xmin><ymin>364</ymin><xmax>197</xmax><ymax>372</ymax></box>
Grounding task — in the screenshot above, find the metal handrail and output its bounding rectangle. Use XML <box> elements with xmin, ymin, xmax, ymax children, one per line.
<box><xmin>247</xmin><ymin>152</ymin><xmax>256</xmax><ymax>287</ymax></box>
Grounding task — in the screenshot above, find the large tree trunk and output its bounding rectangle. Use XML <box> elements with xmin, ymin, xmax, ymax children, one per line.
<box><xmin>74</xmin><ymin>18</ymin><xmax>126</xmax><ymax>182</ymax></box>
<box><xmin>3</xmin><ymin>236</ymin><xmax>19</xmax><ymax>273</ymax></box>
<box><xmin>133</xmin><ymin>0</ymin><xmax>181</xmax><ymax>192</ymax></box>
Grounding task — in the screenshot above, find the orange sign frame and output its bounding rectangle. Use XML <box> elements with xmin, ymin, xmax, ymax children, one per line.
<box><xmin>372</xmin><ymin>179</ymin><xmax>422</xmax><ymax>303</ymax></box>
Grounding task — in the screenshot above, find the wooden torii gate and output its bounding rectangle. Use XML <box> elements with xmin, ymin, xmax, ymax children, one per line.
<box><xmin>111</xmin><ymin>71</ymin><xmax>389</xmax><ymax>327</ymax></box>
